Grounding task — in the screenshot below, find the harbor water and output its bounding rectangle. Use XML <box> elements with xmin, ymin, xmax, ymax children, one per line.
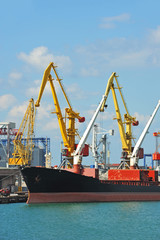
<box><xmin>1</xmin><ymin>201</ymin><xmax>160</xmax><ymax>240</ymax></box>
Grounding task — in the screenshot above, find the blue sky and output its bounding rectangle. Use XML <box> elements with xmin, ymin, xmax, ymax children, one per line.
<box><xmin>1</xmin><ymin>0</ymin><xmax>160</xmax><ymax>165</ymax></box>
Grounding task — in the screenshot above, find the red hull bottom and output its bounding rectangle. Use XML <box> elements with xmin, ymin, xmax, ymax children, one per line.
<box><xmin>27</xmin><ymin>192</ymin><xmax>160</xmax><ymax>204</ymax></box>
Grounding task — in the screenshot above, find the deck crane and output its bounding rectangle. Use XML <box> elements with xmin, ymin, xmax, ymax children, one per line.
<box><xmin>73</xmin><ymin>95</ymin><xmax>107</xmax><ymax>173</ymax></box>
<box><xmin>100</xmin><ymin>72</ymin><xmax>139</xmax><ymax>168</ymax></box>
<box><xmin>35</xmin><ymin>62</ymin><xmax>85</xmax><ymax>165</ymax></box>
<box><xmin>8</xmin><ymin>98</ymin><xmax>36</xmax><ymax>166</ymax></box>
<box><xmin>130</xmin><ymin>100</ymin><xmax>160</xmax><ymax>169</ymax></box>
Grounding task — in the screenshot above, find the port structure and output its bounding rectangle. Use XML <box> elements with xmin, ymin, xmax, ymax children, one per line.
<box><xmin>143</xmin><ymin>154</ymin><xmax>153</xmax><ymax>169</ymax></box>
<box><xmin>152</xmin><ymin>132</ymin><xmax>160</xmax><ymax>168</ymax></box>
<box><xmin>22</xmin><ymin>137</ymin><xmax>51</xmax><ymax>166</ymax></box>
<box><xmin>8</xmin><ymin>98</ymin><xmax>36</xmax><ymax>166</ymax></box>
<box><xmin>0</xmin><ymin>122</ymin><xmax>17</xmax><ymax>166</ymax></box>
<box><xmin>91</xmin><ymin>124</ymin><xmax>114</xmax><ymax>169</ymax></box>
<box><xmin>35</xmin><ymin>62</ymin><xmax>85</xmax><ymax>165</ymax></box>
<box><xmin>0</xmin><ymin>137</ymin><xmax>50</xmax><ymax>167</ymax></box>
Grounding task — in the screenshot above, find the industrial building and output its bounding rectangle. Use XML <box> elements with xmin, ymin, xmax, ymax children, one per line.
<box><xmin>0</xmin><ymin>122</ymin><xmax>50</xmax><ymax>167</ymax></box>
<box><xmin>0</xmin><ymin>122</ymin><xmax>50</xmax><ymax>190</ymax></box>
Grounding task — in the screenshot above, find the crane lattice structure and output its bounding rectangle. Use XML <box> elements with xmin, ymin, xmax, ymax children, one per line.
<box><xmin>8</xmin><ymin>98</ymin><xmax>36</xmax><ymax>166</ymax></box>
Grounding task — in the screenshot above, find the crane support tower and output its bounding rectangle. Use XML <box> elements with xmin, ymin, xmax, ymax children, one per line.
<box><xmin>8</xmin><ymin>98</ymin><xmax>36</xmax><ymax>166</ymax></box>
<box><xmin>153</xmin><ymin>131</ymin><xmax>160</xmax><ymax>161</ymax></box>
<box><xmin>35</xmin><ymin>62</ymin><xmax>85</xmax><ymax>165</ymax></box>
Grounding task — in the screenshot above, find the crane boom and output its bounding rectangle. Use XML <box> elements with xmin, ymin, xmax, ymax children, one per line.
<box><xmin>74</xmin><ymin>95</ymin><xmax>107</xmax><ymax>159</ymax></box>
<box><xmin>48</xmin><ymin>75</ymin><xmax>68</xmax><ymax>147</ymax></box>
<box><xmin>100</xmin><ymin>72</ymin><xmax>115</xmax><ymax>111</ymax></box>
<box><xmin>35</xmin><ymin>63</ymin><xmax>53</xmax><ymax>107</ymax></box>
<box><xmin>130</xmin><ymin>100</ymin><xmax>160</xmax><ymax>168</ymax></box>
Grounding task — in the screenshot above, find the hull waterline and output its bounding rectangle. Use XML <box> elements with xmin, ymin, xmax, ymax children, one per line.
<box><xmin>28</xmin><ymin>192</ymin><xmax>160</xmax><ymax>204</ymax></box>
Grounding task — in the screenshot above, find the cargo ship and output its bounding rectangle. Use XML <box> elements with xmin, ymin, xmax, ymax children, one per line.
<box><xmin>21</xmin><ymin>166</ymin><xmax>160</xmax><ymax>204</ymax></box>
<box><xmin>20</xmin><ymin>68</ymin><xmax>160</xmax><ymax>204</ymax></box>
<box><xmin>21</xmin><ymin>94</ymin><xmax>160</xmax><ymax>204</ymax></box>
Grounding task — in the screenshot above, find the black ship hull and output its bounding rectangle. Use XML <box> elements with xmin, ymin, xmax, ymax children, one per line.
<box><xmin>21</xmin><ymin>167</ymin><xmax>160</xmax><ymax>203</ymax></box>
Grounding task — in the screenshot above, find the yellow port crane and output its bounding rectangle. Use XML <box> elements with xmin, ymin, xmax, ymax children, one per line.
<box><xmin>9</xmin><ymin>98</ymin><xmax>36</xmax><ymax>166</ymax></box>
<box><xmin>35</xmin><ymin>62</ymin><xmax>85</xmax><ymax>165</ymax></box>
<box><xmin>100</xmin><ymin>72</ymin><xmax>138</xmax><ymax>167</ymax></box>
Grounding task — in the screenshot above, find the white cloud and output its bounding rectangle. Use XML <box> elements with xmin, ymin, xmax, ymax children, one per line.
<box><xmin>80</xmin><ymin>67</ymin><xmax>99</xmax><ymax>77</ymax></box>
<box><xmin>42</xmin><ymin>119</ymin><xmax>59</xmax><ymax>131</ymax></box>
<box><xmin>134</xmin><ymin>112</ymin><xmax>150</xmax><ymax>124</ymax></box>
<box><xmin>8</xmin><ymin>100</ymin><xmax>52</xmax><ymax>120</ymax></box>
<box><xmin>75</xmin><ymin>25</ymin><xmax>160</xmax><ymax>75</ymax></box>
<box><xmin>34</xmin><ymin>105</ymin><xmax>62</xmax><ymax>137</ymax></box>
<box><xmin>26</xmin><ymin>79</ymin><xmax>51</xmax><ymax>98</ymax></box>
<box><xmin>7</xmin><ymin>100</ymin><xmax>56</xmax><ymax>131</ymax></box>
<box><xmin>8</xmin><ymin>101</ymin><xmax>28</xmax><ymax>117</ymax></box>
<box><xmin>18</xmin><ymin>46</ymin><xmax>72</xmax><ymax>74</ymax></box>
<box><xmin>27</xmin><ymin>85</ymin><xmax>41</xmax><ymax>98</ymax></box>
<box><xmin>148</xmin><ymin>26</ymin><xmax>160</xmax><ymax>44</ymax></box>
<box><xmin>27</xmin><ymin>79</ymin><xmax>86</xmax><ymax>104</ymax></box>
<box><xmin>0</xmin><ymin>94</ymin><xmax>17</xmax><ymax>111</ymax></box>
<box><xmin>104</xmin><ymin>13</ymin><xmax>130</xmax><ymax>22</ymax></box>
<box><xmin>7</xmin><ymin>101</ymin><xmax>30</xmax><ymax>129</ymax></box>
<box><xmin>26</xmin><ymin>78</ymin><xmax>61</xmax><ymax>99</ymax></box>
<box><xmin>8</xmin><ymin>71</ymin><xmax>22</xmax><ymax>86</ymax></box>
<box><xmin>35</xmin><ymin>104</ymin><xmax>52</xmax><ymax>120</ymax></box>
<box><xmin>108</xmin><ymin>48</ymin><xmax>152</xmax><ymax>67</ymax></box>
<box><xmin>66</xmin><ymin>83</ymin><xmax>86</xmax><ymax>100</ymax></box>
<box><xmin>84</xmin><ymin>105</ymin><xmax>115</xmax><ymax>123</ymax></box>
<box><xmin>9</xmin><ymin>71</ymin><xmax>22</xmax><ymax>80</ymax></box>
<box><xmin>100</xmin><ymin>13</ymin><xmax>130</xmax><ymax>29</ymax></box>
<box><xmin>100</xmin><ymin>22</ymin><xmax>115</xmax><ymax>29</ymax></box>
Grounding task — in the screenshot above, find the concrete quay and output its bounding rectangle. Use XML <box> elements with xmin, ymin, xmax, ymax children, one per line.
<box><xmin>0</xmin><ymin>193</ymin><xmax>28</xmax><ymax>204</ymax></box>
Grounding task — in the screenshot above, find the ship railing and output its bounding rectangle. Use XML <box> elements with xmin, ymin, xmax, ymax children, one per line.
<box><xmin>100</xmin><ymin>180</ymin><xmax>159</xmax><ymax>186</ymax></box>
